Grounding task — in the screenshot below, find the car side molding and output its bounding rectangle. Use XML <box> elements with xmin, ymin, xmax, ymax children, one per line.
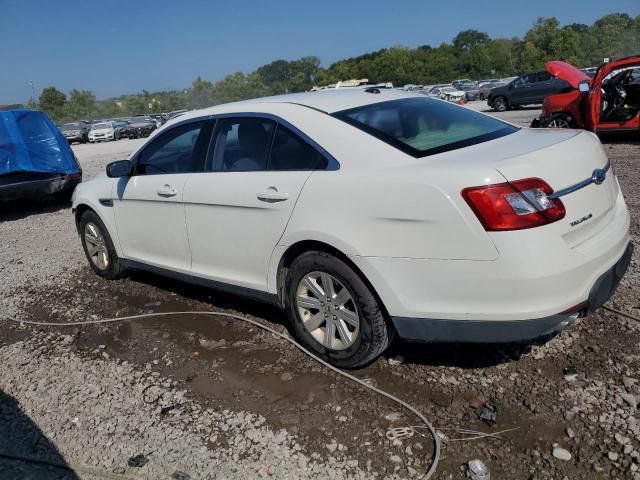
<box><xmin>123</xmin><ymin>260</ymin><xmax>281</xmax><ymax>307</ymax></box>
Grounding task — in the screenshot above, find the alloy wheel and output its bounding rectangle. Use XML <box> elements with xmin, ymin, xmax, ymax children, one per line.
<box><xmin>547</xmin><ymin>118</ymin><xmax>570</xmax><ymax>128</ymax></box>
<box><xmin>296</xmin><ymin>271</ymin><xmax>360</xmax><ymax>351</ymax></box>
<box><xmin>84</xmin><ymin>222</ymin><xmax>110</xmax><ymax>270</ymax></box>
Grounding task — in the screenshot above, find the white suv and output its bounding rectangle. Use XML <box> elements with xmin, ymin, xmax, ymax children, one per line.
<box><xmin>72</xmin><ymin>89</ymin><xmax>632</xmax><ymax>368</ymax></box>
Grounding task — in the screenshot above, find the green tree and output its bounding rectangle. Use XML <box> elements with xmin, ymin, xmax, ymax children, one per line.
<box><xmin>63</xmin><ymin>89</ymin><xmax>96</xmax><ymax>120</ymax></box>
<box><xmin>39</xmin><ymin>87</ymin><xmax>66</xmax><ymax>121</ymax></box>
<box><xmin>453</xmin><ymin>30</ymin><xmax>490</xmax><ymax>50</ymax></box>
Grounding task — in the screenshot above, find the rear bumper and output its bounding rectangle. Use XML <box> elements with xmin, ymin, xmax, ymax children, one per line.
<box><xmin>391</xmin><ymin>242</ymin><xmax>633</xmax><ymax>343</ymax></box>
<box><xmin>0</xmin><ymin>172</ymin><xmax>82</xmax><ymax>202</ymax></box>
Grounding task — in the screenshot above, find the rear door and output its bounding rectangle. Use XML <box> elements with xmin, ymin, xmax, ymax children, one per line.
<box><xmin>113</xmin><ymin>119</ymin><xmax>213</xmax><ymax>272</ymax></box>
<box><xmin>184</xmin><ymin>117</ymin><xmax>334</xmax><ymax>291</ymax></box>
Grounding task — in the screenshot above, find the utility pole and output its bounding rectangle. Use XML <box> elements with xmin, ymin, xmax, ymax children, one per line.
<box><xmin>29</xmin><ymin>80</ymin><xmax>36</xmax><ymax>107</ymax></box>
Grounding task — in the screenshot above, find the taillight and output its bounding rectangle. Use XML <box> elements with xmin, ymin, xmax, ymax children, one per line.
<box><xmin>462</xmin><ymin>178</ymin><xmax>565</xmax><ymax>231</ymax></box>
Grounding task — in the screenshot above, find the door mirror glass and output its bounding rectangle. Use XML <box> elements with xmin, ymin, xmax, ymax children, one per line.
<box><xmin>106</xmin><ymin>160</ymin><xmax>131</xmax><ymax>178</ymax></box>
<box><xmin>578</xmin><ymin>81</ymin><xmax>590</xmax><ymax>93</ymax></box>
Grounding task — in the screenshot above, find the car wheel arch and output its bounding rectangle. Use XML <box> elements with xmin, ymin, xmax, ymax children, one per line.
<box><xmin>275</xmin><ymin>240</ymin><xmax>391</xmax><ymax>322</ymax></box>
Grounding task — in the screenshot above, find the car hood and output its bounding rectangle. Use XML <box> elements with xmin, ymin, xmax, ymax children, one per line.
<box><xmin>546</xmin><ymin>61</ymin><xmax>591</xmax><ymax>89</ymax></box>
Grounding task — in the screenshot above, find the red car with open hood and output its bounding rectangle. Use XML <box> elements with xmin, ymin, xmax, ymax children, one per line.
<box><xmin>535</xmin><ymin>56</ymin><xmax>640</xmax><ymax>134</ymax></box>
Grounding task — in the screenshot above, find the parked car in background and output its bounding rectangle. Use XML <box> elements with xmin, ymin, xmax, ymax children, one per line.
<box><xmin>89</xmin><ymin>121</ymin><xmax>117</xmax><ymax>142</ymax></box>
<box><xmin>71</xmin><ymin>88</ymin><xmax>631</xmax><ymax>368</ymax></box>
<box><xmin>60</xmin><ymin>121</ymin><xmax>90</xmax><ymax>144</ymax></box>
<box><xmin>1</xmin><ymin>108</ymin><xmax>82</xmax><ymax>202</ymax></box>
<box><xmin>150</xmin><ymin>113</ymin><xmax>167</xmax><ymax>127</ymax></box>
<box><xmin>478</xmin><ymin>81</ymin><xmax>505</xmax><ymax>101</ymax></box>
<box><xmin>535</xmin><ymin>56</ymin><xmax>640</xmax><ymax>133</ymax></box>
<box><xmin>452</xmin><ymin>79</ymin><xmax>472</xmax><ymax>88</ymax></box>
<box><xmin>430</xmin><ymin>86</ymin><xmax>466</xmax><ymax>103</ymax></box>
<box><xmin>123</xmin><ymin>116</ymin><xmax>157</xmax><ymax>139</ymax></box>
<box><xmin>487</xmin><ymin>71</ymin><xmax>572</xmax><ymax>112</ymax></box>
<box><xmin>113</xmin><ymin>120</ymin><xmax>129</xmax><ymax>139</ymax></box>
<box><xmin>457</xmin><ymin>83</ymin><xmax>481</xmax><ymax>101</ymax></box>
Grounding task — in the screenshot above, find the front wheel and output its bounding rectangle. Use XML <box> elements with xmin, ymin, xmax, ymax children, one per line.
<box><xmin>79</xmin><ymin>210</ymin><xmax>126</xmax><ymax>280</ymax></box>
<box><xmin>493</xmin><ymin>96</ymin><xmax>508</xmax><ymax>112</ymax></box>
<box><xmin>285</xmin><ymin>251</ymin><xmax>393</xmax><ymax>369</ymax></box>
<box><xmin>544</xmin><ymin>114</ymin><xmax>573</xmax><ymax>129</ymax></box>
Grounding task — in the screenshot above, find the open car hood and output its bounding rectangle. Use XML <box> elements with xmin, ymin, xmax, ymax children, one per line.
<box><xmin>546</xmin><ymin>61</ymin><xmax>591</xmax><ymax>89</ymax></box>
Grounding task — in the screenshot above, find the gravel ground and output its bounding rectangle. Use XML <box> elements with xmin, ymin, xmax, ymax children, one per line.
<box><xmin>1</xmin><ymin>108</ymin><xmax>639</xmax><ymax>479</ymax></box>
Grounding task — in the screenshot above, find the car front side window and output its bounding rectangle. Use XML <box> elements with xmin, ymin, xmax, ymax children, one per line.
<box><xmin>135</xmin><ymin>121</ymin><xmax>208</xmax><ymax>175</ymax></box>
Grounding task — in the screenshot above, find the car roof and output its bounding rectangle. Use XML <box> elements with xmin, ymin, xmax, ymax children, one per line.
<box><xmin>180</xmin><ymin>88</ymin><xmax>416</xmax><ymax>120</ymax></box>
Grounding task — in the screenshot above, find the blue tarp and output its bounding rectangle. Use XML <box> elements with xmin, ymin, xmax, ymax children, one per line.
<box><xmin>0</xmin><ymin>109</ymin><xmax>80</xmax><ymax>176</ymax></box>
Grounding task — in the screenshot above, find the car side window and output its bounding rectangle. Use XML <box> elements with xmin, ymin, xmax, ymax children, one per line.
<box><xmin>135</xmin><ymin>121</ymin><xmax>208</xmax><ymax>175</ymax></box>
<box><xmin>209</xmin><ymin>117</ymin><xmax>275</xmax><ymax>171</ymax></box>
<box><xmin>268</xmin><ymin>125</ymin><xmax>328</xmax><ymax>171</ymax></box>
<box><xmin>513</xmin><ymin>75</ymin><xmax>528</xmax><ymax>86</ymax></box>
<box><xmin>536</xmin><ymin>72</ymin><xmax>552</xmax><ymax>82</ymax></box>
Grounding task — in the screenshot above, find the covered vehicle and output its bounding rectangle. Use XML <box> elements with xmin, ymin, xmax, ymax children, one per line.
<box><xmin>0</xmin><ymin>108</ymin><xmax>82</xmax><ymax>202</ymax></box>
<box><xmin>535</xmin><ymin>56</ymin><xmax>640</xmax><ymax>133</ymax></box>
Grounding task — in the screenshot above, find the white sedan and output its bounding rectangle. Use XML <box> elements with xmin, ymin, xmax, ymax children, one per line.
<box><xmin>71</xmin><ymin>88</ymin><xmax>632</xmax><ymax>368</ymax></box>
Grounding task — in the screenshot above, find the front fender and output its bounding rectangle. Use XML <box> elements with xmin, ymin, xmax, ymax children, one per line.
<box><xmin>71</xmin><ymin>179</ymin><xmax>124</xmax><ymax>257</ymax></box>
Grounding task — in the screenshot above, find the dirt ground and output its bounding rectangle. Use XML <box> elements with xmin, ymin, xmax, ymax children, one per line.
<box><xmin>1</xmin><ymin>104</ymin><xmax>639</xmax><ymax>479</ymax></box>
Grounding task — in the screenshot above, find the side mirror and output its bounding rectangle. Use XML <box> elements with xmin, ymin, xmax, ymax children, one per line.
<box><xmin>106</xmin><ymin>160</ymin><xmax>131</xmax><ymax>178</ymax></box>
<box><xmin>578</xmin><ymin>81</ymin><xmax>590</xmax><ymax>93</ymax></box>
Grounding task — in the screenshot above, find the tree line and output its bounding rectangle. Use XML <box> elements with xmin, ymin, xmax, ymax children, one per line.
<box><xmin>33</xmin><ymin>13</ymin><xmax>639</xmax><ymax>123</ymax></box>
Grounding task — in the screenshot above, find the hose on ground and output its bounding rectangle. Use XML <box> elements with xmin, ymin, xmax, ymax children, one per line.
<box><xmin>2</xmin><ymin>311</ymin><xmax>441</xmax><ymax>480</ymax></box>
<box><xmin>602</xmin><ymin>305</ymin><xmax>640</xmax><ymax>323</ymax></box>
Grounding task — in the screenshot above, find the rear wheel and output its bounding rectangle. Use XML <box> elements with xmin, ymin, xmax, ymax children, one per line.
<box><xmin>79</xmin><ymin>210</ymin><xmax>126</xmax><ymax>280</ymax></box>
<box><xmin>493</xmin><ymin>96</ymin><xmax>508</xmax><ymax>112</ymax></box>
<box><xmin>285</xmin><ymin>251</ymin><xmax>393</xmax><ymax>369</ymax></box>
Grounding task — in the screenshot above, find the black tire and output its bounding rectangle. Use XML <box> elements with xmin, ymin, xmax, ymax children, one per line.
<box><xmin>543</xmin><ymin>113</ymin><xmax>574</xmax><ymax>129</ymax></box>
<box><xmin>493</xmin><ymin>96</ymin><xmax>508</xmax><ymax>112</ymax></box>
<box><xmin>479</xmin><ymin>93</ymin><xmax>485</xmax><ymax>101</ymax></box>
<box><xmin>79</xmin><ymin>210</ymin><xmax>126</xmax><ymax>280</ymax></box>
<box><xmin>284</xmin><ymin>251</ymin><xmax>393</xmax><ymax>369</ymax></box>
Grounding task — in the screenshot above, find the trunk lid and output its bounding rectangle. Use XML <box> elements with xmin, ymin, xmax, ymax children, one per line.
<box><xmin>493</xmin><ymin>129</ymin><xmax>618</xmax><ymax>249</ymax></box>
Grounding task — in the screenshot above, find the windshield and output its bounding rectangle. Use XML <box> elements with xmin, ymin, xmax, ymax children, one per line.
<box><xmin>62</xmin><ymin>123</ymin><xmax>81</xmax><ymax>130</ymax></box>
<box><xmin>131</xmin><ymin>117</ymin><xmax>152</xmax><ymax>123</ymax></box>
<box><xmin>92</xmin><ymin>122</ymin><xmax>110</xmax><ymax>130</ymax></box>
<box><xmin>333</xmin><ymin>97</ymin><xmax>518</xmax><ymax>157</ymax></box>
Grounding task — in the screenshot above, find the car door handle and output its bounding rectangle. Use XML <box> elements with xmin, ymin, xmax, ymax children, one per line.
<box><xmin>157</xmin><ymin>185</ymin><xmax>177</xmax><ymax>197</ymax></box>
<box><xmin>257</xmin><ymin>188</ymin><xmax>288</xmax><ymax>203</ymax></box>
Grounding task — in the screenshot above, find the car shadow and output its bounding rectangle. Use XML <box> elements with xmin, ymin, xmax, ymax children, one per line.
<box><xmin>599</xmin><ymin>132</ymin><xmax>640</xmax><ymax>145</ymax></box>
<box><xmin>128</xmin><ymin>270</ymin><xmax>548</xmax><ymax>370</ymax></box>
<box><xmin>0</xmin><ymin>390</ymin><xmax>79</xmax><ymax>479</ymax></box>
<box><xmin>127</xmin><ymin>270</ymin><xmax>289</xmax><ymax>327</ymax></box>
<box><xmin>0</xmin><ymin>196</ymin><xmax>70</xmax><ymax>222</ymax></box>
<box><xmin>383</xmin><ymin>334</ymin><xmax>553</xmax><ymax>369</ymax></box>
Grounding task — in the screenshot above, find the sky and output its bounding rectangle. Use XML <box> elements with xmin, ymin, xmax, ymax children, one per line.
<box><xmin>1</xmin><ymin>0</ymin><xmax>638</xmax><ymax>104</ymax></box>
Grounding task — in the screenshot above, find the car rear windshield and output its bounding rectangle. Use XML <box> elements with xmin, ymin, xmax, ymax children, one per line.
<box><xmin>334</xmin><ymin>97</ymin><xmax>518</xmax><ymax>157</ymax></box>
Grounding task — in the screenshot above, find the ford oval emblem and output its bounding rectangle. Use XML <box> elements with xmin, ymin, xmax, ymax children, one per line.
<box><xmin>591</xmin><ymin>168</ymin><xmax>606</xmax><ymax>185</ymax></box>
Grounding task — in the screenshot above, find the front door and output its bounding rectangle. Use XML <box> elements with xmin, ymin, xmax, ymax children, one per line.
<box><xmin>113</xmin><ymin>120</ymin><xmax>212</xmax><ymax>273</ymax></box>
